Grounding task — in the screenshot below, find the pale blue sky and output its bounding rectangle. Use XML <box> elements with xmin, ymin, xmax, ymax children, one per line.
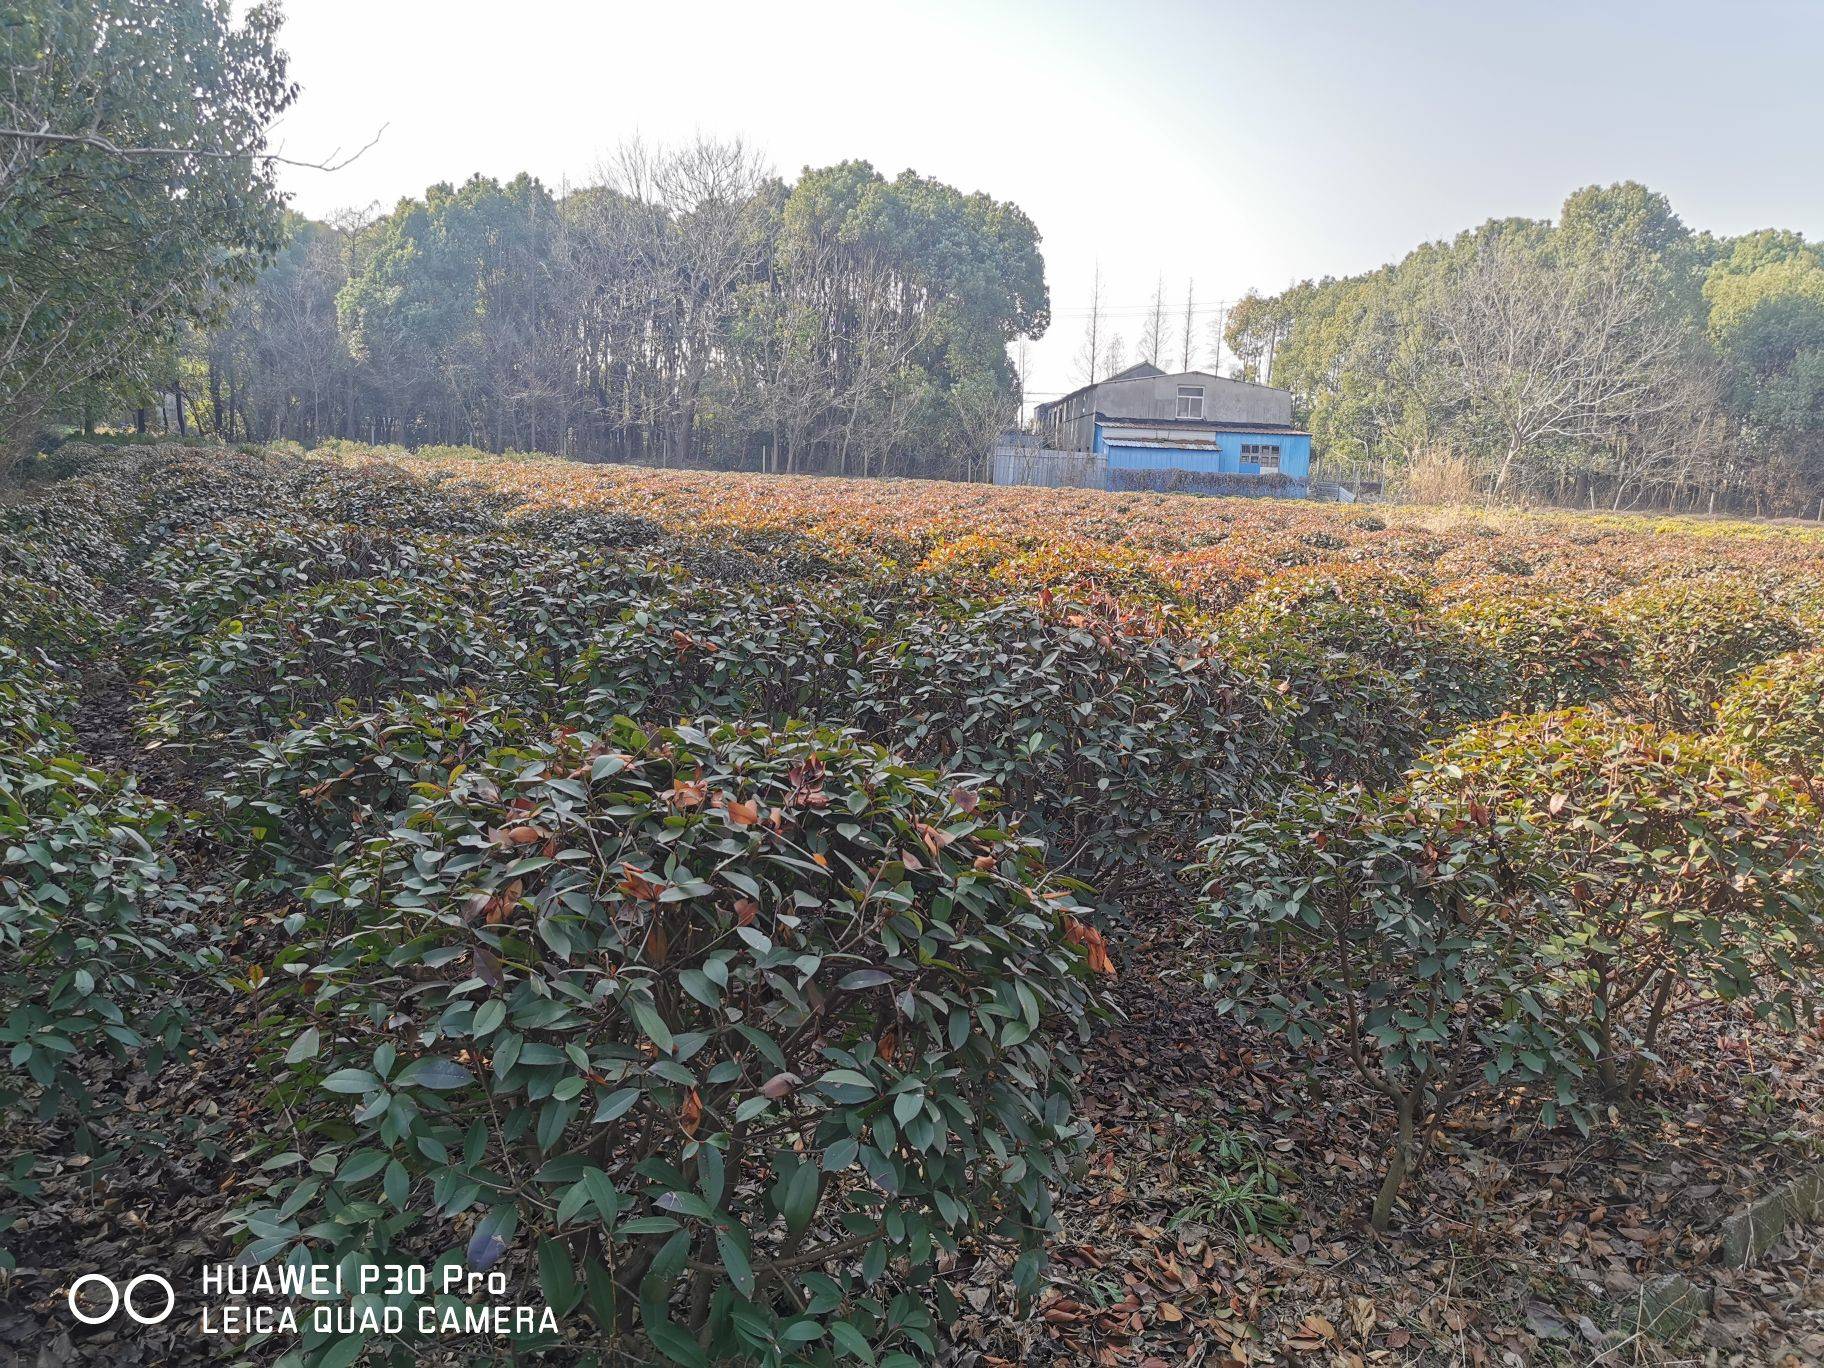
<box><xmin>264</xmin><ymin>0</ymin><xmax>1824</xmax><ymax>409</ymax></box>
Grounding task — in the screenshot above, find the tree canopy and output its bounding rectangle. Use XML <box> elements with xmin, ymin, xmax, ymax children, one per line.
<box><xmin>153</xmin><ymin>147</ymin><xmax>1050</xmax><ymax>480</ymax></box>
<box><xmin>0</xmin><ymin>0</ymin><xmax>294</xmax><ymax>468</ymax></box>
<box><xmin>1232</xmin><ymin>183</ymin><xmax>1824</xmax><ymax>513</ymax></box>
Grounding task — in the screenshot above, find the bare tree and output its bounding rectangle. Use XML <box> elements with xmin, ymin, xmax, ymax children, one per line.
<box><xmin>609</xmin><ymin>138</ymin><xmax>771</xmax><ymax>463</ymax></box>
<box><xmin>1101</xmin><ymin>332</ymin><xmax>1127</xmax><ymax>378</ymax></box>
<box><xmin>1430</xmin><ymin>231</ymin><xmax>1709</xmax><ymax>497</ymax></box>
<box><xmin>1208</xmin><ymin>301</ymin><xmax>1228</xmax><ymax>376</ymax></box>
<box><xmin>1139</xmin><ymin>275</ymin><xmax>1167</xmax><ymax>366</ymax></box>
<box><xmin>1076</xmin><ymin>264</ymin><xmax>1103</xmax><ymax>386</ymax></box>
<box><xmin>1180</xmin><ymin>278</ymin><xmax>1197</xmax><ymax>371</ymax></box>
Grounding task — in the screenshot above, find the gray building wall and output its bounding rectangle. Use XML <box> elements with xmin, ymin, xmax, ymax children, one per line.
<box><xmin>1037</xmin><ymin>370</ymin><xmax>1293</xmax><ymax>450</ymax></box>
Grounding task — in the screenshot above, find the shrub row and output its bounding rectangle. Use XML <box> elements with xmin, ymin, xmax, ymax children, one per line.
<box><xmin>235</xmin><ymin>719</ymin><xmax>1107</xmax><ymax>1365</ymax></box>
<box><xmin>0</xmin><ymin>754</ymin><xmax>214</xmax><ymax>1134</ymax></box>
<box><xmin>1196</xmin><ymin>707</ymin><xmax>1824</xmax><ymax>1229</ymax></box>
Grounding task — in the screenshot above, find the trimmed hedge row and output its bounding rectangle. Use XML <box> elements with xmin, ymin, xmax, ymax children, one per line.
<box><xmin>7</xmin><ymin>442</ymin><xmax>1824</xmax><ymax>1362</ymax></box>
<box><xmin>238</xmin><ymin>718</ymin><xmax>1107</xmax><ymax>1365</ymax></box>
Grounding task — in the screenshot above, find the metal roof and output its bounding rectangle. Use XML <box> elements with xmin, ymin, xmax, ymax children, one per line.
<box><xmin>1035</xmin><ymin>368</ymin><xmax>1288</xmax><ymax>416</ymax></box>
<box><xmin>1098</xmin><ymin>413</ymin><xmax>1311</xmax><ymax>436</ymax></box>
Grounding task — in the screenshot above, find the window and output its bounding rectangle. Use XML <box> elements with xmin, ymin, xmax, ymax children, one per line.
<box><xmin>1241</xmin><ymin>442</ymin><xmax>1281</xmax><ymax>473</ymax></box>
<box><xmin>1176</xmin><ymin>385</ymin><xmax>1205</xmax><ymax>419</ymax></box>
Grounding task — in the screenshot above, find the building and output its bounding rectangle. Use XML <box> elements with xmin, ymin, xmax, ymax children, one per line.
<box><xmin>1023</xmin><ymin>362</ymin><xmax>1313</xmax><ymax>497</ymax></box>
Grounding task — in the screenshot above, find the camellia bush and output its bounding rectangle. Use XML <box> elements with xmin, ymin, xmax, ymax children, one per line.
<box><xmin>1441</xmin><ymin>585</ymin><xmax>1630</xmax><ymax>712</ymax></box>
<box><xmin>0</xmin><ymin>639</ymin><xmax>76</xmax><ymax>757</ymax></box>
<box><xmin>562</xmin><ymin>581</ymin><xmax>874</xmax><ymax>731</ymax></box>
<box><xmin>857</xmin><ymin>596</ymin><xmax>1284</xmax><ymax>890</ymax></box>
<box><xmin>564</xmin><ymin>589</ymin><xmax>1284</xmax><ymax>895</ymax></box>
<box><xmin>1611</xmin><ymin>578</ymin><xmax>1804</xmax><ymax>728</ymax></box>
<box><xmin>122</xmin><ymin>520</ymin><xmax>428</xmax><ymax>667</ymax></box>
<box><xmin>1193</xmin><ymin>782</ymin><xmax>1571</xmax><ymax>1231</ymax></box>
<box><xmin>136</xmin><ymin>577</ymin><xmax>539</xmax><ymax>755</ymax></box>
<box><xmin>211</xmin><ymin>692</ymin><xmax>535</xmax><ymax>889</ymax></box>
<box><xmin>0</xmin><ymin>753</ymin><xmax>214</xmax><ymax>1137</ymax></box>
<box><xmin>0</xmin><ymin>570</ymin><xmax>101</xmax><ymax>667</ymax></box>
<box><xmin>1414</xmin><ymin>709</ymin><xmax>1824</xmax><ymax>1099</ymax></box>
<box><xmin>1219</xmin><ymin>566</ymin><xmax>1508</xmax><ymax>779</ymax></box>
<box><xmin>1226</xmin><ymin>633</ymin><xmax>1431</xmax><ymax>787</ymax></box>
<box><xmin>235</xmin><ymin>718</ymin><xmax>1108</xmax><ymax>1366</ymax></box>
<box><xmin>1713</xmin><ymin>649</ymin><xmax>1824</xmax><ymax>787</ymax></box>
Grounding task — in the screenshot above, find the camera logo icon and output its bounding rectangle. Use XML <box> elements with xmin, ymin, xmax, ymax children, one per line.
<box><xmin>67</xmin><ymin>1273</ymin><xmax>176</xmax><ymax>1326</ymax></box>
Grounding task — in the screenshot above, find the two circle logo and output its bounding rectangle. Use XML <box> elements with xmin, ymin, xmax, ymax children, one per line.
<box><xmin>67</xmin><ymin>1273</ymin><xmax>176</xmax><ymax>1326</ymax></box>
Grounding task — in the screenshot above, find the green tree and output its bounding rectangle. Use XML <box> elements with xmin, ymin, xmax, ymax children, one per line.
<box><xmin>1702</xmin><ymin>232</ymin><xmax>1824</xmax><ymax>507</ymax></box>
<box><xmin>0</xmin><ymin>0</ymin><xmax>294</xmax><ymax>468</ymax></box>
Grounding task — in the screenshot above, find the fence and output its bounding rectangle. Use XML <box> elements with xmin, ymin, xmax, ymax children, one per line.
<box><xmin>990</xmin><ymin>445</ymin><xmax>1108</xmax><ymax>489</ymax></box>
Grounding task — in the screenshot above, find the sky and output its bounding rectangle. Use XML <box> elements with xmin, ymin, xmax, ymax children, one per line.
<box><xmin>262</xmin><ymin>0</ymin><xmax>1824</xmax><ymax>414</ymax></box>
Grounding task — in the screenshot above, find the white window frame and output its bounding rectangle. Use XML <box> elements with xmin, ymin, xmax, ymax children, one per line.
<box><xmin>1176</xmin><ymin>385</ymin><xmax>1205</xmax><ymax>419</ymax></box>
<box><xmin>1239</xmin><ymin>442</ymin><xmax>1282</xmax><ymax>474</ymax></box>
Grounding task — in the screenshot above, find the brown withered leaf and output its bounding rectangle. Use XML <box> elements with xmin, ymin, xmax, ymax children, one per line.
<box><xmin>617</xmin><ymin>863</ymin><xmax>665</xmax><ymax>901</ymax></box>
<box><xmin>761</xmin><ymin>1072</ymin><xmax>801</xmax><ymax>1100</ymax></box>
<box><xmin>1063</xmin><ymin>915</ymin><xmax>1118</xmax><ymax>978</ymax></box>
<box><xmin>662</xmin><ymin>777</ymin><xmax>708</xmax><ymax>810</ymax></box>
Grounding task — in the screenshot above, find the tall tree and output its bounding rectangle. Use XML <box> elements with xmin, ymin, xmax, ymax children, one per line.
<box><xmin>0</xmin><ymin>0</ymin><xmax>294</xmax><ymax>469</ymax></box>
<box><xmin>1180</xmin><ymin>278</ymin><xmax>1197</xmax><ymax>371</ymax></box>
<box><xmin>1236</xmin><ymin>183</ymin><xmax>1789</xmax><ymax>512</ymax></box>
<box><xmin>214</xmin><ymin>148</ymin><xmax>1049</xmax><ymax>479</ymax></box>
<box><xmin>1139</xmin><ymin>274</ymin><xmax>1167</xmax><ymax>366</ymax></box>
<box><xmin>1076</xmin><ymin>264</ymin><xmax>1102</xmax><ymax>386</ymax></box>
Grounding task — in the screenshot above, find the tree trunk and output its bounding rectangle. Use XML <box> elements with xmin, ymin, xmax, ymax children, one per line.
<box><xmin>1370</xmin><ymin>1096</ymin><xmax>1418</xmax><ymax>1232</ymax></box>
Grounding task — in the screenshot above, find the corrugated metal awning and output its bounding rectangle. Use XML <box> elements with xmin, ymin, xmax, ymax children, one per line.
<box><xmin>1105</xmin><ymin>439</ymin><xmax>1221</xmax><ymax>450</ymax></box>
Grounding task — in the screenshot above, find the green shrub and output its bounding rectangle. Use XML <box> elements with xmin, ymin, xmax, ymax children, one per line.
<box><xmin>237</xmin><ymin>718</ymin><xmax>1105</xmax><ymax>1365</ymax></box>
<box><xmin>0</xmin><ymin>755</ymin><xmax>213</xmax><ymax>1133</ymax></box>
<box><xmin>124</xmin><ymin>521</ymin><xmax>428</xmax><ymax>665</ymax></box>
<box><xmin>1612</xmin><ymin>579</ymin><xmax>1804</xmax><ymax>728</ymax></box>
<box><xmin>0</xmin><ymin>639</ymin><xmax>76</xmax><ymax>756</ymax></box>
<box><xmin>564</xmin><ymin>591</ymin><xmax>1280</xmax><ymax>893</ymax></box>
<box><xmin>1442</xmin><ymin>588</ymin><xmax>1629</xmax><ymax>711</ymax></box>
<box><xmin>1223</xmin><ymin>565</ymin><xmax>1508</xmax><ymax>734</ymax></box>
<box><xmin>858</xmin><ymin>598</ymin><xmax>1282</xmax><ymax>890</ymax></box>
<box><xmin>563</xmin><ymin>582</ymin><xmax>871</xmax><ymax>731</ymax></box>
<box><xmin>1713</xmin><ymin>649</ymin><xmax>1824</xmax><ymax>782</ymax></box>
<box><xmin>288</xmin><ymin>463</ymin><xmax>509</xmax><ymax>534</ymax></box>
<box><xmin>481</xmin><ymin>547</ymin><xmax>683</xmax><ymax>683</ymax></box>
<box><xmin>1784</xmin><ymin>580</ymin><xmax>1824</xmax><ymax>647</ymax></box>
<box><xmin>1227</xmin><ymin>635</ymin><xmax>1430</xmax><ymax>787</ymax></box>
<box><xmin>1193</xmin><ymin>782</ymin><xmax>1569</xmax><ymax>1230</ymax></box>
<box><xmin>1414</xmin><ymin>709</ymin><xmax>1824</xmax><ymax>1099</ymax></box>
<box><xmin>212</xmin><ymin>692</ymin><xmax>535</xmax><ymax>888</ymax></box>
<box><xmin>0</xmin><ymin>572</ymin><xmax>101</xmax><ymax>664</ymax></box>
<box><xmin>0</xmin><ymin>478</ymin><xmax>132</xmax><ymax>592</ymax></box>
<box><xmin>136</xmin><ymin>578</ymin><xmax>538</xmax><ymax>753</ymax></box>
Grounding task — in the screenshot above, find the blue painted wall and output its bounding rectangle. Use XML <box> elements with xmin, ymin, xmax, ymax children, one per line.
<box><xmin>1094</xmin><ymin>425</ymin><xmax>1311</xmax><ymax>478</ymax></box>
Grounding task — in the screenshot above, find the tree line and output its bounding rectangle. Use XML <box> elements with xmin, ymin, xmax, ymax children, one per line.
<box><xmin>10</xmin><ymin>6</ymin><xmax>1823</xmax><ymax>510</ymax></box>
<box><xmin>1222</xmin><ymin>184</ymin><xmax>1824</xmax><ymax>514</ymax></box>
<box><xmin>5</xmin><ymin>5</ymin><xmax>1048</xmax><ymax>481</ymax></box>
<box><xmin>182</xmin><ymin>146</ymin><xmax>1048</xmax><ymax>478</ymax></box>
